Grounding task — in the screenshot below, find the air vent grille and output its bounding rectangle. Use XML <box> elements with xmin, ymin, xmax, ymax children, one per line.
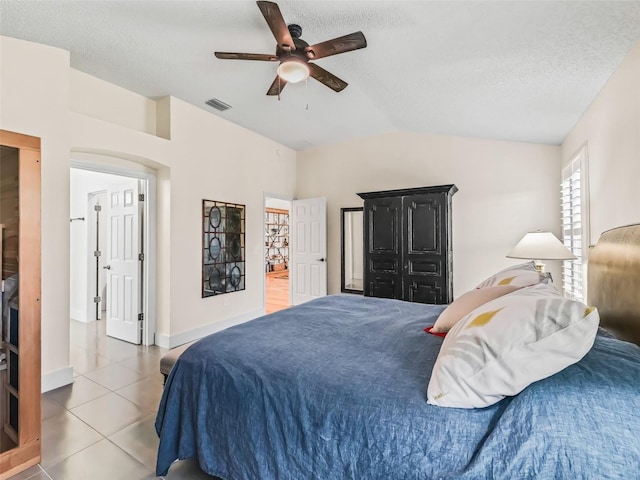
<box><xmin>205</xmin><ymin>98</ymin><xmax>232</xmax><ymax>111</ymax></box>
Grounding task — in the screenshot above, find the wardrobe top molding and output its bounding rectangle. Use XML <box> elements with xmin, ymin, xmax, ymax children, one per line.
<box><xmin>356</xmin><ymin>185</ymin><xmax>458</xmax><ymax>200</ymax></box>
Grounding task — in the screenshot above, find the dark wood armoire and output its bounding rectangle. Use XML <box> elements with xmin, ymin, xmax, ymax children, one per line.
<box><xmin>357</xmin><ymin>185</ymin><xmax>457</xmax><ymax>304</ymax></box>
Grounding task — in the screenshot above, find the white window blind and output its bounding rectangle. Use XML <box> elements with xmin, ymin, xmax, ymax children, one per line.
<box><xmin>561</xmin><ymin>147</ymin><xmax>589</xmax><ymax>301</ymax></box>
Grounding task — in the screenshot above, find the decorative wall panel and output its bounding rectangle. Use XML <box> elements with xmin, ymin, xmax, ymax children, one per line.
<box><xmin>202</xmin><ymin>200</ymin><xmax>245</xmax><ymax>297</ymax></box>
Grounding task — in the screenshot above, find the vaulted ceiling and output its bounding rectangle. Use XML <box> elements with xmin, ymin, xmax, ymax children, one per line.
<box><xmin>2</xmin><ymin>1</ymin><xmax>640</xmax><ymax>150</ymax></box>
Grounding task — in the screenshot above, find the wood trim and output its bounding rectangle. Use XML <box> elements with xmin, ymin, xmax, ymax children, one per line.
<box><xmin>18</xmin><ymin>147</ymin><xmax>41</xmax><ymax>444</ymax></box>
<box><xmin>357</xmin><ymin>184</ymin><xmax>458</xmax><ymax>200</ymax></box>
<box><xmin>266</xmin><ymin>207</ymin><xmax>289</xmax><ymax>215</ymax></box>
<box><xmin>0</xmin><ymin>130</ymin><xmax>40</xmax><ymax>151</ymax></box>
<box><xmin>0</xmin><ymin>440</ymin><xmax>40</xmax><ymax>480</ymax></box>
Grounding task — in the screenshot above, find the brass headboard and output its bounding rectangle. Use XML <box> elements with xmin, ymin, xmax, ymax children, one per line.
<box><xmin>588</xmin><ymin>223</ymin><xmax>640</xmax><ymax>345</ymax></box>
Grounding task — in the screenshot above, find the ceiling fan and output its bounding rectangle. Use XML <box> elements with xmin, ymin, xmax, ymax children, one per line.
<box><xmin>214</xmin><ymin>1</ymin><xmax>367</xmax><ymax>96</ymax></box>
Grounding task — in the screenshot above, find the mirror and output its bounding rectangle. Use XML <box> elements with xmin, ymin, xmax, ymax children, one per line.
<box><xmin>341</xmin><ymin>207</ymin><xmax>364</xmax><ymax>293</ymax></box>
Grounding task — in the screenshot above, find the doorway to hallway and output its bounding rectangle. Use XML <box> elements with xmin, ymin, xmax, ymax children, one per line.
<box><xmin>70</xmin><ymin>165</ymin><xmax>154</xmax><ymax>346</ymax></box>
<box><xmin>265</xmin><ymin>197</ymin><xmax>291</xmax><ymax>314</ymax></box>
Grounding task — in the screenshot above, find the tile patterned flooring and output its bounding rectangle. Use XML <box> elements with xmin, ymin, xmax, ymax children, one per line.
<box><xmin>9</xmin><ymin>319</ymin><xmax>218</xmax><ymax>480</ymax></box>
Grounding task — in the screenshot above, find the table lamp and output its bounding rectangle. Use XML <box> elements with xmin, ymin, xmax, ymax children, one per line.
<box><xmin>506</xmin><ymin>231</ymin><xmax>577</xmax><ymax>272</ymax></box>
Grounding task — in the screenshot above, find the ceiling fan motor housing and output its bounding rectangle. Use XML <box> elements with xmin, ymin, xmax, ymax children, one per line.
<box><xmin>288</xmin><ymin>23</ymin><xmax>303</xmax><ymax>39</ymax></box>
<box><xmin>277</xmin><ymin>27</ymin><xmax>312</xmax><ymax>61</ymax></box>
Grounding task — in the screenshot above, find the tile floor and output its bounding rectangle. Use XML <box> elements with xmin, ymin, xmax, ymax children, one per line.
<box><xmin>9</xmin><ymin>319</ymin><xmax>218</xmax><ymax>480</ymax></box>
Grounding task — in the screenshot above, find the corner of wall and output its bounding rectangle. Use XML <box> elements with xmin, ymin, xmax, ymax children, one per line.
<box><xmin>42</xmin><ymin>366</ymin><xmax>74</xmax><ymax>393</ymax></box>
<box><xmin>156</xmin><ymin>96</ymin><xmax>171</xmax><ymax>140</ymax></box>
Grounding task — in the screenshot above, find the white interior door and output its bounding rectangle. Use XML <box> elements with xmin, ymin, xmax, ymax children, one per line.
<box><xmin>105</xmin><ymin>180</ymin><xmax>142</xmax><ymax>344</ymax></box>
<box><xmin>291</xmin><ymin>197</ymin><xmax>327</xmax><ymax>305</ymax></box>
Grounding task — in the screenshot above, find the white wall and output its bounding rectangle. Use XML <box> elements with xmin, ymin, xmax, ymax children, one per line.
<box><xmin>1</xmin><ymin>36</ymin><xmax>297</xmax><ymax>388</ymax></box>
<box><xmin>297</xmin><ymin>132</ymin><xmax>562</xmax><ymax>296</ymax></box>
<box><xmin>562</xmin><ymin>40</ymin><xmax>640</xmax><ymax>244</ymax></box>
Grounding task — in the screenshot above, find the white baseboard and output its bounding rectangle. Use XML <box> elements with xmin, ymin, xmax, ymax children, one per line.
<box><xmin>42</xmin><ymin>366</ymin><xmax>74</xmax><ymax>393</ymax></box>
<box><xmin>70</xmin><ymin>307</ymin><xmax>88</xmax><ymax>322</ymax></box>
<box><xmin>156</xmin><ymin>308</ymin><xmax>265</xmax><ymax>349</ymax></box>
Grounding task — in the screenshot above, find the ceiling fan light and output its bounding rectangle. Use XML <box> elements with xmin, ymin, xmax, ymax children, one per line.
<box><xmin>277</xmin><ymin>60</ymin><xmax>309</xmax><ymax>83</ymax></box>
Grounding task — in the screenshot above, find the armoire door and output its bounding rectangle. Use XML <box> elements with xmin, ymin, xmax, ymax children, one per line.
<box><xmin>403</xmin><ymin>193</ymin><xmax>449</xmax><ymax>304</ymax></box>
<box><xmin>363</xmin><ymin>196</ymin><xmax>402</xmax><ymax>299</ymax></box>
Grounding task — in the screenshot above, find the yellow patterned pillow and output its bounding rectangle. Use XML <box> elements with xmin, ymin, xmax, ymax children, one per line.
<box><xmin>427</xmin><ymin>282</ymin><xmax>599</xmax><ymax>408</ymax></box>
<box><xmin>475</xmin><ymin>260</ymin><xmax>550</xmax><ymax>289</ymax></box>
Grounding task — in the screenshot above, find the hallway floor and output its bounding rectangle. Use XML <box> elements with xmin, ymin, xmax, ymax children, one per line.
<box><xmin>9</xmin><ymin>319</ymin><xmax>217</xmax><ymax>480</ymax></box>
<box><xmin>265</xmin><ymin>271</ymin><xmax>289</xmax><ymax>314</ymax></box>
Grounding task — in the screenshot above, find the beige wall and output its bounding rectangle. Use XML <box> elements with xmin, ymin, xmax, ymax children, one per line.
<box><xmin>71</xmin><ymin>70</ymin><xmax>157</xmax><ymax>136</ymax></box>
<box><xmin>297</xmin><ymin>132</ymin><xmax>562</xmax><ymax>295</ymax></box>
<box><xmin>1</xmin><ymin>36</ymin><xmax>296</xmax><ymax>387</ymax></box>
<box><xmin>562</xmin><ymin>40</ymin><xmax>640</xmax><ymax>244</ymax></box>
<box><xmin>1</xmin><ymin>37</ymin><xmax>72</xmax><ymax>384</ymax></box>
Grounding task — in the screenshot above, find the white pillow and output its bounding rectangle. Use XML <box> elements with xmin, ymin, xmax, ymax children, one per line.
<box><xmin>427</xmin><ymin>282</ymin><xmax>599</xmax><ymax>409</ymax></box>
<box><xmin>475</xmin><ymin>260</ymin><xmax>550</xmax><ymax>289</ymax></box>
<box><xmin>431</xmin><ymin>285</ymin><xmax>522</xmax><ymax>333</ymax></box>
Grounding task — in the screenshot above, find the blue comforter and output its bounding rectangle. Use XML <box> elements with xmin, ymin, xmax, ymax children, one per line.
<box><xmin>155</xmin><ymin>295</ymin><xmax>640</xmax><ymax>479</ymax></box>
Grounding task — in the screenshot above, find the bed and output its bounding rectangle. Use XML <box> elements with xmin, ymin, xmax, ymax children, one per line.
<box><xmin>156</xmin><ymin>225</ymin><xmax>640</xmax><ymax>479</ymax></box>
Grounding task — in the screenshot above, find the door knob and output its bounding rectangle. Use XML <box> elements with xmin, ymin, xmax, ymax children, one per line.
<box><xmin>317</xmin><ymin>258</ymin><xmax>326</xmax><ymax>262</ymax></box>
<box><xmin>103</xmin><ymin>265</ymin><xmax>111</xmax><ymax>270</ymax></box>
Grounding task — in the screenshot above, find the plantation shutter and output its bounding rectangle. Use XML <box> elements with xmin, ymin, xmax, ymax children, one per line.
<box><xmin>561</xmin><ymin>147</ymin><xmax>589</xmax><ymax>301</ymax></box>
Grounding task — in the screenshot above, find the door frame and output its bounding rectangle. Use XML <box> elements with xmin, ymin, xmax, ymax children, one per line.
<box><xmin>71</xmin><ymin>156</ymin><xmax>157</xmax><ymax>346</ymax></box>
<box><xmin>85</xmin><ymin>190</ymin><xmax>107</xmax><ymax>323</ymax></box>
<box><xmin>263</xmin><ymin>192</ymin><xmax>293</xmax><ymax>311</ymax></box>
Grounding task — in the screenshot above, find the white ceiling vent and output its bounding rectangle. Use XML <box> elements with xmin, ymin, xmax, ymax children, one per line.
<box><xmin>205</xmin><ymin>98</ymin><xmax>232</xmax><ymax>111</ymax></box>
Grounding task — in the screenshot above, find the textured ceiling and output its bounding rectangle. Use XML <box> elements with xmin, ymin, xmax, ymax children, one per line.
<box><xmin>2</xmin><ymin>1</ymin><xmax>640</xmax><ymax>150</ymax></box>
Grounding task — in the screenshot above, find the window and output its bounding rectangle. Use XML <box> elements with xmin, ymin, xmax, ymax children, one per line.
<box><xmin>561</xmin><ymin>146</ymin><xmax>589</xmax><ymax>301</ymax></box>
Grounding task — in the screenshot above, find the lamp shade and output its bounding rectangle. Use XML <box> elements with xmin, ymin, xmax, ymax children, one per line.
<box><xmin>506</xmin><ymin>231</ymin><xmax>577</xmax><ymax>260</ymax></box>
<box><xmin>277</xmin><ymin>60</ymin><xmax>309</xmax><ymax>83</ymax></box>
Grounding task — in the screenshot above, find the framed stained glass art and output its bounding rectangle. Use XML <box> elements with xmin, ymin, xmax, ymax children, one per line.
<box><xmin>202</xmin><ymin>199</ymin><xmax>246</xmax><ymax>297</ymax></box>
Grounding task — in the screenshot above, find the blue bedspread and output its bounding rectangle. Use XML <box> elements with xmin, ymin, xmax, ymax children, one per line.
<box><xmin>155</xmin><ymin>295</ymin><xmax>640</xmax><ymax>479</ymax></box>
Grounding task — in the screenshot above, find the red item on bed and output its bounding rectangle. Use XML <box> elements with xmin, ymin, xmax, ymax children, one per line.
<box><xmin>425</xmin><ymin>326</ymin><xmax>447</xmax><ymax>338</ymax></box>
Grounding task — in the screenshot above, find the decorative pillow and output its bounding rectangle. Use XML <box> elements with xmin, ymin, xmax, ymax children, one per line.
<box><xmin>475</xmin><ymin>260</ymin><xmax>550</xmax><ymax>289</ymax></box>
<box><xmin>427</xmin><ymin>282</ymin><xmax>599</xmax><ymax>409</ymax></box>
<box><xmin>430</xmin><ymin>285</ymin><xmax>523</xmax><ymax>333</ymax></box>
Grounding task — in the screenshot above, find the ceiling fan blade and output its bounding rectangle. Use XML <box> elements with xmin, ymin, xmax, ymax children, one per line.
<box><xmin>266</xmin><ymin>76</ymin><xmax>287</xmax><ymax>96</ymax></box>
<box><xmin>215</xmin><ymin>52</ymin><xmax>278</xmax><ymax>61</ymax></box>
<box><xmin>306</xmin><ymin>31</ymin><xmax>367</xmax><ymax>60</ymax></box>
<box><xmin>256</xmin><ymin>1</ymin><xmax>295</xmax><ymax>52</ymax></box>
<box><xmin>308</xmin><ymin>63</ymin><xmax>348</xmax><ymax>92</ymax></box>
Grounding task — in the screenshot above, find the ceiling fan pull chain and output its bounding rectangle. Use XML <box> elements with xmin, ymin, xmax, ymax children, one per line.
<box><xmin>277</xmin><ymin>77</ymin><xmax>282</xmax><ymax>143</ymax></box>
<box><xmin>277</xmin><ymin>75</ymin><xmax>281</xmax><ymax>101</ymax></box>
